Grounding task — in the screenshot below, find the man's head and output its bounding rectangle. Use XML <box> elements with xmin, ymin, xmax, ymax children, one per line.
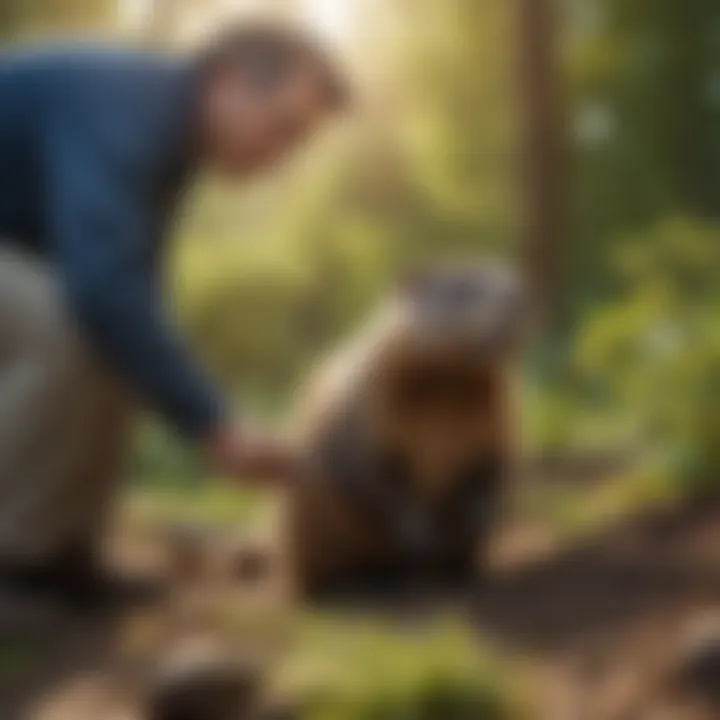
<box><xmin>197</xmin><ymin>23</ymin><xmax>349</xmax><ymax>176</ymax></box>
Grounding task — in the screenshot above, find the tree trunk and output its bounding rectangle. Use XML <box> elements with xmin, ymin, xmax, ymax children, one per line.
<box><xmin>517</xmin><ymin>0</ymin><xmax>566</xmax><ymax>330</ymax></box>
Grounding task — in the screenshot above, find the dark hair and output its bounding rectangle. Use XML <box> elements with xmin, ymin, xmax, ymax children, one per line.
<box><xmin>198</xmin><ymin>22</ymin><xmax>350</xmax><ymax>112</ymax></box>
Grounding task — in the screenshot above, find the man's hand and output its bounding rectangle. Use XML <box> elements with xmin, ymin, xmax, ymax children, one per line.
<box><xmin>203</xmin><ymin>423</ymin><xmax>297</xmax><ymax>484</ymax></box>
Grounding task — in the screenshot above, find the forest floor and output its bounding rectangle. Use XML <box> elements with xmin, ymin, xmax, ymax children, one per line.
<box><xmin>2</xmin><ymin>476</ymin><xmax>720</xmax><ymax>719</ymax></box>
<box><xmin>479</xmin><ymin>498</ymin><xmax>720</xmax><ymax>719</ymax></box>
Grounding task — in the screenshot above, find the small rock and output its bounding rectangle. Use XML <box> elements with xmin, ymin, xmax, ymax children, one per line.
<box><xmin>674</xmin><ymin>630</ymin><xmax>720</xmax><ymax>704</ymax></box>
<box><xmin>148</xmin><ymin>641</ymin><xmax>264</xmax><ymax>720</ymax></box>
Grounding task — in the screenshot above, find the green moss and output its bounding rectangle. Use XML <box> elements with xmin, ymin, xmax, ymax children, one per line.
<box><xmin>275</xmin><ymin>615</ymin><xmax>526</xmax><ymax>720</ymax></box>
<box><xmin>125</xmin><ymin>484</ymin><xmax>268</xmax><ymax>528</ymax></box>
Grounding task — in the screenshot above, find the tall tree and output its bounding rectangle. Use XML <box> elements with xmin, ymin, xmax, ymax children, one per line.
<box><xmin>566</xmin><ymin>0</ymin><xmax>720</xmax><ymax>315</ymax></box>
<box><xmin>518</xmin><ymin>0</ymin><xmax>566</xmax><ymax>329</ymax></box>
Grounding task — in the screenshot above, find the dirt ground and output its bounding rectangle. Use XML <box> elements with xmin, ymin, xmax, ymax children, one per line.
<box><xmin>3</xmin><ymin>496</ymin><xmax>720</xmax><ymax>720</ymax></box>
<box><xmin>477</xmin><ymin>500</ymin><xmax>720</xmax><ymax>719</ymax></box>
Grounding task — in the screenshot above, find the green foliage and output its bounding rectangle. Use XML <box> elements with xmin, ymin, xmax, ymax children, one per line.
<box><xmin>127</xmin><ymin>483</ymin><xmax>265</xmax><ymax>527</ymax></box>
<box><xmin>0</xmin><ymin>0</ymin><xmax>115</xmax><ymax>38</ymax></box>
<box><xmin>278</xmin><ymin>616</ymin><xmax>525</xmax><ymax>720</ymax></box>
<box><xmin>130</xmin><ymin>421</ymin><xmax>204</xmax><ymax>486</ymax></box>
<box><xmin>565</xmin><ymin>0</ymin><xmax>720</xmax><ymax>321</ymax></box>
<box><xmin>576</xmin><ymin>217</ymin><xmax>720</xmax><ymax>493</ymax></box>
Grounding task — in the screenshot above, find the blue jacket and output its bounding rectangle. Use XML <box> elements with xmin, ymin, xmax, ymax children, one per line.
<box><xmin>0</xmin><ymin>47</ymin><xmax>225</xmax><ymax>439</ymax></box>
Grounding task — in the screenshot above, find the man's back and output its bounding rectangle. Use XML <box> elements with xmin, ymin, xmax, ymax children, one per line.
<box><xmin>0</xmin><ymin>46</ymin><xmax>225</xmax><ymax>440</ymax></box>
<box><xmin>0</xmin><ymin>46</ymin><xmax>195</xmax><ymax>252</ymax></box>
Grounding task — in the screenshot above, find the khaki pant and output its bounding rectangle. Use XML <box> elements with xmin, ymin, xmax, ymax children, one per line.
<box><xmin>0</xmin><ymin>245</ymin><xmax>132</xmax><ymax>564</ymax></box>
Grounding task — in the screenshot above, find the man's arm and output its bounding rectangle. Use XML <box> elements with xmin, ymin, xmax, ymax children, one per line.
<box><xmin>44</xmin><ymin>104</ymin><xmax>227</xmax><ymax>441</ymax></box>
<box><xmin>41</xmin><ymin>69</ymin><xmax>296</xmax><ymax>481</ymax></box>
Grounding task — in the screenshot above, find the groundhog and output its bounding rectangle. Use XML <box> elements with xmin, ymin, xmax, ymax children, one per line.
<box><xmin>287</xmin><ymin>263</ymin><xmax>525</xmax><ymax>598</ymax></box>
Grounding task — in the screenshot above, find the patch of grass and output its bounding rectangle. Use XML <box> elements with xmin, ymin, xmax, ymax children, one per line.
<box><xmin>125</xmin><ymin>483</ymin><xmax>270</xmax><ymax>529</ymax></box>
<box><xmin>518</xmin><ymin>465</ymin><xmax>679</xmax><ymax>541</ymax></box>
<box><xmin>274</xmin><ymin>614</ymin><xmax>528</xmax><ymax>720</ymax></box>
<box><xmin>123</xmin><ymin>483</ymin><xmax>534</xmax><ymax>720</ymax></box>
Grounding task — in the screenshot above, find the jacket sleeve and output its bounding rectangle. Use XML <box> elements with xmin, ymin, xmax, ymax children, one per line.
<box><xmin>43</xmin><ymin>104</ymin><xmax>227</xmax><ymax>440</ymax></box>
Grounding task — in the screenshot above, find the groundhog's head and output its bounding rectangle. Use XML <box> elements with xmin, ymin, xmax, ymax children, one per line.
<box><xmin>363</xmin><ymin>263</ymin><xmax>524</xmax><ymax>457</ymax></box>
<box><xmin>385</xmin><ymin>262</ymin><xmax>525</xmax><ymax>361</ymax></box>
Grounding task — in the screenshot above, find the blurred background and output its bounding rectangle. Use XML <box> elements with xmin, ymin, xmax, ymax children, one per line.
<box><xmin>2</xmin><ymin>2</ymin><xmax>720</xmax><ymax>718</ymax></box>
<box><xmin>2</xmin><ymin>0</ymin><xmax>718</xmax><ymax>499</ymax></box>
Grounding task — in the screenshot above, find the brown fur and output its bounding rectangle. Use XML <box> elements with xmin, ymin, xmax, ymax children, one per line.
<box><xmin>286</xmin><ymin>264</ymin><xmax>523</xmax><ymax>598</ymax></box>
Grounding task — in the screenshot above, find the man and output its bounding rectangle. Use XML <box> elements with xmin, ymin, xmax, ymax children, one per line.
<box><xmin>0</xmin><ymin>24</ymin><xmax>348</xmax><ymax>607</ymax></box>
